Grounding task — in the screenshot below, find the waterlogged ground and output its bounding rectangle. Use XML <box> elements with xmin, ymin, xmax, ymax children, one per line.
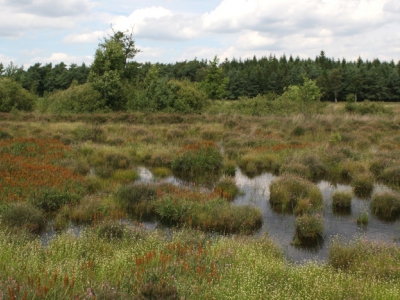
<box><xmin>40</xmin><ymin>166</ymin><xmax>400</xmax><ymax>263</ymax></box>
<box><xmin>141</xmin><ymin>167</ymin><xmax>400</xmax><ymax>263</ymax></box>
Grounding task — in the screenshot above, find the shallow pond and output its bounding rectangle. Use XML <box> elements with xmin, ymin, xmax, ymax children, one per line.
<box><xmin>234</xmin><ymin>169</ymin><xmax>400</xmax><ymax>263</ymax></box>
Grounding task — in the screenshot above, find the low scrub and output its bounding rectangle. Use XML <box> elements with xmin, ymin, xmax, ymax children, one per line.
<box><xmin>370</xmin><ymin>192</ymin><xmax>400</xmax><ymax>221</ymax></box>
<box><xmin>378</xmin><ymin>166</ymin><xmax>400</xmax><ymax>187</ymax></box>
<box><xmin>239</xmin><ymin>152</ymin><xmax>281</xmax><ymax>177</ymax></box>
<box><xmin>269</xmin><ymin>174</ymin><xmax>323</xmax><ymax>213</ymax></box>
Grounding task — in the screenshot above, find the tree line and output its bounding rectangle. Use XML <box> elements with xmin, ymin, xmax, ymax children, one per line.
<box><xmin>1</xmin><ymin>29</ymin><xmax>400</xmax><ymax>113</ymax></box>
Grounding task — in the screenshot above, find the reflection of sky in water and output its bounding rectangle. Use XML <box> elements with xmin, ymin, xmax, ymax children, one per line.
<box><xmin>234</xmin><ymin>168</ymin><xmax>400</xmax><ymax>263</ymax></box>
<box><xmin>42</xmin><ymin>166</ymin><xmax>400</xmax><ymax>263</ymax></box>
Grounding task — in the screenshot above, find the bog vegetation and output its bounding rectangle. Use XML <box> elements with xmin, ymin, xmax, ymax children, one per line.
<box><xmin>1</xmin><ymin>29</ymin><xmax>400</xmax><ymax>299</ymax></box>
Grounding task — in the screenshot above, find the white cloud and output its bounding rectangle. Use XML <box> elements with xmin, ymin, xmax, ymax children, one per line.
<box><xmin>25</xmin><ymin>53</ymin><xmax>93</xmax><ymax>67</ymax></box>
<box><xmin>0</xmin><ymin>53</ymin><xmax>14</xmax><ymax>64</ymax></box>
<box><xmin>2</xmin><ymin>0</ymin><xmax>94</xmax><ymax>17</ymax></box>
<box><xmin>63</xmin><ymin>31</ymin><xmax>106</xmax><ymax>44</ymax></box>
<box><xmin>112</xmin><ymin>6</ymin><xmax>201</xmax><ymax>40</ymax></box>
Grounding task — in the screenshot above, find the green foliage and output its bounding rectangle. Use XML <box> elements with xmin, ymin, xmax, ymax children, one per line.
<box><xmin>1</xmin><ymin>203</ymin><xmax>46</xmax><ymax>233</ymax></box>
<box><xmin>279</xmin><ymin>76</ymin><xmax>322</xmax><ymax>117</ymax></box>
<box><xmin>198</xmin><ymin>56</ymin><xmax>228</xmax><ymax>100</ymax></box>
<box><xmin>0</xmin><ymin>77</ymin><xmax>35</xmax><ymax>112</ymax></box>
<box><xmin>371</xmin><ymin>192</ymin><xmax>400</xmax><ymax>221</ymax></box>
<box><xmin>88</xmin><ymin>30</ymin><xmax>139</xmax><ymax>111</ymax></box>
<box><xmin>127</xmin><ymin>76</ymin><xmax>206</xmax><ymax>114</ymax></box>
<box><xmin>138</xmin><ymin>281</ymin><xmax>179</xmax><ymax>300</ymax></box>
<box><xmin>0</xmin><ymin>130</ymin><xmax>12</xmax><ymax>140</ymax></box>
<box><xmin>46</xmin><ymin>81</ymin><xmax>105</xmax><ymax>113</ymax></box>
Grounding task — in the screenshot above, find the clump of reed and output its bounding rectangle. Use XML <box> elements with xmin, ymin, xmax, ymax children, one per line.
<box><xmin>239</xmin><ymin>152</ymin><xmax>281</xmax><ymax>177</ymax></box>
<box><xmin>269</xmin><ymin>174</ymin><xmax>323</xmax><ymax>214</ymax></box>
<box><xmin>370</xmin><ymin>191</ymin><xmax>400</xmax><ymax>222</ymax></box>
<box><xmin>213</xmin><ymin>177</ymin><xmax>240</xmax><ymax>201</ymax></box>
<box><xmin>332</xmin><ymin>191</ymin><xmax>353</xmax><ymax>213</ymax></box>
<box><xmin>294</xmin><ymin>213</ymin><xmax>324</xmax><ymax>243</ymax></box>
<box><xmin>351</xmin><ymin>173</ymin><xmax>374</xmax><ymax>199</ymax></box>
<box><xmin>116</xmin><ymin>183</ymin><xmax>158</xmax><ymax>217</ymax></box>
<box><xmin>155</xmin><ymin>192</ymin><xmax>262</xmax><ymax>234</ymax></box>
<box><xmin>172</xmin><ymin>140</ymin><xmax>223</xmax><ymax>178</ymax></box>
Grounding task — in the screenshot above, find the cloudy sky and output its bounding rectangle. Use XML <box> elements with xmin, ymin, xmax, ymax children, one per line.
<box><xmin>1</xmin><ymin>0</ymin><xmax>400</xmax><ymax>68</ymax></box>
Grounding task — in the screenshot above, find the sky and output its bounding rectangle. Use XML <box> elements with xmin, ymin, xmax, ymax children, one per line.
<box><xmin>1</xmin><ymin>0</ymin><xmax>400</xmax><ymax>69</ymax></box>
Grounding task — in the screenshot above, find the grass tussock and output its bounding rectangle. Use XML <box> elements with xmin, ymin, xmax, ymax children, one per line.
<box><xmin>370</xmin><ymin>191</ymin><xmax>400</xmax><ymax>222</ymax></box>
<box><xmin>269</xmin><ymin>174</ymin><xmax>323</xmax><ymax>214</ymax></box>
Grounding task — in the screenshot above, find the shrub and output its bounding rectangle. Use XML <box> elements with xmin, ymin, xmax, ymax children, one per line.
<box><xmin>332</xmin><ymin>191</ymin><xmax>352</xmax><ymax>210</ymax></box>
<box><xmin>371</xmin><ymin>192</ymin><xmax>400</xmax><ymax>221</ymax></box>
<box><xmin>0</xmin><ymin>77</ymin><xmax>35</xmax><ymax>112</ymax></box>
<box><xmin>116</xmin><ymin>183</ymin><xmax>157</xmax><ymax>214</ymax></box>
<box><xmin>269</xmin><ymin>174</ymin><xmax>323</xmax><ymax>213</ymax></box>
<box><xmin>351</xmin><ymin>173</ymin><xmax>374</xmax><ymax>198</ymax></box>
<box><xmin>1</xmin><ymin>203</ymin><xmax>46</xmax><ymax>233</ymax></box>
<box><xmin>239</xmin><ymin>152</ymin><xmax>281</xmax><ymax>177</ymax></box>
<box><xmin>222</xmin><ymin>161</ymin><xmax>236</xmax><ymax>177</ymax></box>
<box><xmin>345</xmin><ymin>100</ymin><xmax>392</xmax><ymax>115</ymax></box>
<box><xmin>214</xmin><ymin>177</ymin><xmax>240</xmax><ymax>201</ymax></box>
<box><xmin>46</xmin><ymin>81</ymin><xmax>106</xmax><ymax>113</ymax></box>
<box><xmin>294</xmin><ymin>213</ymin><xmax>324</xmax><ymax>239</ymax></box>
<box><xmin>172</xmin><ymin>141</ymin><xmax>223</xmax><ymax>177</ymax></box>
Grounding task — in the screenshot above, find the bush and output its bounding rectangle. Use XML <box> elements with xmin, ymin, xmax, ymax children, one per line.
<box><xmin>294</xmin><ymin>213</ymin><xmax>324</xmax><ymax>239</ymax></box>
<box><xmin>0</xmin><ymin>77</ymin><xmax>35</xmax><ymax>112</ymax></box>
<box><xmin>345</xmin><ymin>100</ymin><xmax>392</xmax><ymax>115</ymax></box>
<box><xmin>172</xmin><ymin>141</ymin><xmax>223</xmax><ymax>177</ymax></box>
<box><xmin>280</xmin><ymin>163</ymin><xmax>312</xmax><ymax>180</ymax></box>
<box><xmin>1</xmin><ymin>203</ymin><xmax>46</xmax><ymax>233</ymax></box>
<box><xmin>351</xmin><ymin>173</ymin><xmax>374</xmax><ymax>198</ymax></box>
<box><xmin>371</xmin><ymin>192</ymin><xmax>400</xmax><ymax>221</ymax></box>
<box><xmin>46</xmin><ymin>81</ymin><xmax>106</xmax><ymax>113</ymax></box>
<box><xmin>332</xmin><ymin>191</ymin><xmax>352</xmax><ymax>210</ymax></box>
<box><xmin>214</xmin><ymin>177</ymin><xmax>240</xmax><ymax>201</ymax></box>
<box><xmin>269</xmin><ymin>174</ymin><xmax>323</xmax><ymax>213</ymax></box>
